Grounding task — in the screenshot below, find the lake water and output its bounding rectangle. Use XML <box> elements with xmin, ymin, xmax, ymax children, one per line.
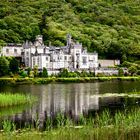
<box><xmin>0</xmin><ymin>81</ymin><xmax>140</xmax><ymax>127</ymax></box>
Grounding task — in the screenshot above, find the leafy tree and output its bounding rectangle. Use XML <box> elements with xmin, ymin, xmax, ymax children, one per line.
<box><xmin>33</xmin><ymin>65</ymin><xmax>38</xmax><ymax>77</ymax></box>
<box><xmin>59</xmin><ymin>68</ymin><xmax>69</xmax><ymax>77</ymax></box>
<box><xmin>42</xmin><ymin>67</ymin><xmax>48</xmax><ymax>77</ymax></box>
<box><xmin>118</xmin><ymin>68</ymin><xmax>124</xmax><ymax>76</ymax></box>
<box><xmin>19</xmin><ymin>70</ymin><xmax>27</xmax><ymax>78</ymax></box>
<box><xmin>137</xmin><ymin>70</ymin><xmax>140</xmax><ymax>75</ymax></box>
<box><xmin>26</xmin><ymin>67</ymin><xmax>31</xmax><ymax>76</ymax></box>
<box><xmin>9</xmin><ymin>57</ymin><xmax>19</xmax><ymax>74</ymax></box>
<box><xmin>0</xmin><ymin>0</ymin><xmax>140</xmax><ymax>62</ymax></box>
<box><xmin>0</xmin><ymin>56</ymin><xmax>9</xmax><ymax>76</ymax></box>
<box><xmin>128</xmin><ymin>65</ymin><xmax>137</xmax><ymax>76</ymax></box>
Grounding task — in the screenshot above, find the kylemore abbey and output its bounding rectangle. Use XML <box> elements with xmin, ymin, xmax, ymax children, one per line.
<box><xmin>0</xmin><ymin>34</ymin><xmax>120</xmax><ymax>75</ymax></box>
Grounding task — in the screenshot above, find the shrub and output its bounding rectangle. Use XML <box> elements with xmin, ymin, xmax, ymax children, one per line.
<box><xmin>0</xmin><ymin>56</ymin><xmax>9</xmax><ymax>76</ymax></box>
<box><xmin>118</xmin><ymin>68</ymin><xmax>124</xmax><ymax>76</ymax></box>
<box><xmin>19</xmin><ymin>70</ymin><xmax>28</xmax><ymax>78</ymax></box>
<box><xmin>42</xmin><ymin>67</ymin><xmax>48</xmax><ymax>77</ymax></box>
<box><xmin>128</xmin><ymin>65</ymin><xmax>138</xmax><ymax>76</ymax></box>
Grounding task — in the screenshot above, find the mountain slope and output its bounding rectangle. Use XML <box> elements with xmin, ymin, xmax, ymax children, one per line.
<box><xmin>0</xmin><ymin>0</ymin><xmax>140</xmax><ymax>61</ymax></box>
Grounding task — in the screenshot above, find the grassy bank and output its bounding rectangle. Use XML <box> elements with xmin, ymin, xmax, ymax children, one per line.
<box><xmin>0</xmin><ymin>76</ymin><xmax>140</xmax><ymax>85</ymax></box>
<box><xmin>0</xmin><ymin>93</ymin><xmax>36</xmax><ymax>107</ymax></box>
<box><xmin>1</xmin><ymin>127</ymin><xmax>140</xmax><ymax>140</ymax></box>
<box><xmin>0</xmin><ymin>107</ymin><xmax>140</xmax><ymax>140</ymax></box>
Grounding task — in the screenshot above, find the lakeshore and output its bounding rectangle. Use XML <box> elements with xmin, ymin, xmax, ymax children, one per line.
<box><xmin>0</xmin><ymin>76</ymin><xmax>140</xmax><ymax>85</ymax></box>
<box><xmin>0</xmin><ymin>107</ymin><xmax>140</xmax><ymax>140</ymax></box>
<box><xmin>0</xmin><ymin>81</ymin><xmax>140</xmax><ymax>140</ymax></box>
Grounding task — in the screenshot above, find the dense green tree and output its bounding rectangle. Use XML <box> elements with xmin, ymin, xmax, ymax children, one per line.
<box><xmin>42</xmin><ymin>67</ymin><xmax>48</xmax><ymax>77</ymax></box>
<box><xmin>128</xmin><ymin>65</ymin><xmax>137</xmax><ymax>76</ymax></box>
<box><xmin>0</xmin><ymin>0</ymin><xmax>140</xmax><ymax>62</ymax></box>
<box><xmin>9</xmin><ymin>57</ymin><xmax>19</xmax><ymax>74</ymax></box>
<box><xmin>26</xmin><ymin>67</ymin><xmax>31</xmax><ymax>76</ymax></box>
<box><xmin>33</xmin><ymin>65</ymin><xmax>38</xmax><ymax>77</ymax></box>
<box><xmin>0</xmin><ymin>56</ymin><xmax>9</xmax><ymax>76</ymax></box>
<box><xmin>118</xmin><ymin>68</ymin><xmax>124</xmax><ymax>76</ymax></box>
<box><xmin>59</xmin><ymin>68</ymin><xmax>69</xmax><ymax>77</ymax></box>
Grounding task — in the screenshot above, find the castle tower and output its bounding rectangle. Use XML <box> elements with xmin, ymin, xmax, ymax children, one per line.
<box><xmin>67</xmin><ymin>34</ymin><xmax>72</xmax><ymax>46</ymax></box>
<box><xmin>34</xmin><ymin>35</ymin><xmax>43</xmax><ymax>46</ymax></box>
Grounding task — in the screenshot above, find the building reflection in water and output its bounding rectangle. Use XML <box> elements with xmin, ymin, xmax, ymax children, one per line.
<box><xmin>9</xmin><ymin>83</ymin><xmax>100</xmax><ymax>123</ymax></box>
<box><xmin>5</xmin><ymin>82</ymin><xmax>140</xmax><ymax>129</ymax></box>
<box><xmin>38</xmin><ymin>83</ymin><xmax>100</xmax><ymax>119</ymax></box>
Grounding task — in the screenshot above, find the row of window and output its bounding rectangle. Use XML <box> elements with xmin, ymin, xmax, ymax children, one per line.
<box><xmin>6</xmin><ymin>49</ymin><xmax>18</xmax><ymax>54</ymax></box>
<box><xmin>33</xmin><ymin>57</ymin><xmax>40</xmax><ymax>66</ymax></box>
<box><xmin>48</xmin><ymin>56</ymin><xmax>71</xmax><ymax>61</ymax></box>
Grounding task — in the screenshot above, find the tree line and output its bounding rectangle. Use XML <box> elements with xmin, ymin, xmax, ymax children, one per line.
<box><xmin>0</xmin><ymin>0</ymin><xmax>140</xmax><ymax>62</ymax></box>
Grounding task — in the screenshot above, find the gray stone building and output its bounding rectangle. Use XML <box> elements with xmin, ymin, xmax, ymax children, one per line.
<box><xmin>1</xmin><ymin>34</ymin><xmax>98</xmax><ymax>71</ymax></box>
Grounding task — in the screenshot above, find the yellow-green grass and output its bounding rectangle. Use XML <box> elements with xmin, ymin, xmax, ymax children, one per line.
<box><xmin>0</xmin><ymin>93</ymin><xmax>36</xmax><ymax>107</ymax></box>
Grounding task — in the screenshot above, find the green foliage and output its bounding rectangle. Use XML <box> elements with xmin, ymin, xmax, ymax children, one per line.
<box><xmin>118</xmin><ymin>68</ymin><xmax>124</xmax><ymax>76</ymax></box>
<box><xmin>19</xmin><ymin>70</ymin><xmax>28</xmax><ymax>78</ymax></box>
<box><xmin>26</xmin><ymin>67</ymin><xmax>31</xmax><ymax>76</ymax></box>
<box><xmin>42</xmin><ymin>67</ymin><xmax>48</xmax><ymax>77</ymax></box>
<box><xmin>137</xmin><ymin>70</ymin><xmax>140</xmax><ymax>75</ymax></box>
<box><xmin>0</xmin><ymin>92</ymin><xmax>36</xmax><ymax>107</ymax></box>
<box><xmin>128</xmin><ymin>65</ymin><xmax>137</xmax><ymax>76</ymax></box>
<box><xmin>122</xmin><ymin>61</ymin><xmax>140</xmax><ymax>76</ymax></box>
<box><xmin>9</xmin><ymin>57</ymin><xmax>19</xmax><ymax>74</ymax></box>
<box><xmin>0</xmin><ymin>56</ymin><xmax>9</xmax><ymax>76</ymax></box>
<box><xmin>33</xmin><ymin>65</ymin><xmax>38</xmax><ymax>77</ymax></box>
<box><xmin>0</xmin><ymin>0</ymin><xmax>140</xmax><ymax>61</ymax></box>
<box><xmin>2</xmin><ymin>120</ymin><xmax>16</xmax><ymax>133</ymax></box>
<box><xmin>58</xmin><ymin>69</ymin><xmax>95</xmax><ymax>78</ymax></box>
<box><xmin>58</xmin><ymin>68</ymin><xmax>69</xmax><ymax>77</ymax></box>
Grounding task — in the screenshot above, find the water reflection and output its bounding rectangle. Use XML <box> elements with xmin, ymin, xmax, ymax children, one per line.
<box><xmin>0</xmin><ymin>82</ymin><xmax>140</xmax><ymax>124</ymax></box>
<box><xmin>31</xmin><ymin>83</ymin><xmax>100</xmax><ymax>121</ymax></box>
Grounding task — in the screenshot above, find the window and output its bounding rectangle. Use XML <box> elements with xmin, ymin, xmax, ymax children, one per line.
<box><xmin>26</xmin><ymin>51</ymin><xmax>29</xmax><ymax>56</ymax></box>
<box><xmin>37</xmin><ymin>57</ymin><xmax>39</xmax><ymax>65</ymax></box>
<box><xmin>77</xmin><ymin>55</ymin><xmax>80</xmax><ymax>61</ymax></box>
<box><xmin>14</xmin><ymin>49</ymin><xmax>17</xmax><ymax>53</ymax></box>
<box><xmin>46</xmin><ymin>57</ymin><xmax>48</xmax><ymax>61</ymax></box>
<box><xmin>82</xmin><ymin>56</ymin><xmax>87</xmax><ymax>65</ymax></box>
<box><xmin>60</xmin><ymin>56</ymin><xmax>62</xmax><ymax>60</ymax></box>
<box><xmin>6</xmin><ymin>49</ymin><xmax>9</xmax><ymax>54</ymax></box>
<box><xmin>26</xmin><ymin>58</ymin><xmax>29</xmax><ymax>66</ymax></box>
<box><xmin>33</xmin><ymin>58</ymin><xmax>35</xmax><ymax>65</ymax></box>
<box><xmin>64</xmin><ymin>56</ymin><xmax>67</xmax><ymax>61</ymax></box>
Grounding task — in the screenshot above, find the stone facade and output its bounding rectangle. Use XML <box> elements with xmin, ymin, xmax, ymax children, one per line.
<box><xmin>98</xmin><ymin>59</ymin><xmax>120</xmax><ymax>68</ymax></box>
<box><xmin>1</xmin><ymin>43</ymin><xmax>23</xmax><ymax>57</ymax></box>
<box><xmin>22</xmin><ymin>34</ymin><xmax>98</xmax><ymax>70</ymax></box>
<box><xmin>1</xmin><ymin>34</ymin><xmax>98</xmax><ymax>71</ymax></box>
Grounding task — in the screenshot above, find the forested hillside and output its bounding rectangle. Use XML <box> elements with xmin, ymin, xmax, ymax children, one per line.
<box><xmin>0</xmin><ymin>0</ymin><xmax>140</xmax><ymax>61</ymax></box>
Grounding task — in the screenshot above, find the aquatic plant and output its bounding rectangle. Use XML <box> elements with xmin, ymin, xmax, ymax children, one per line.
<box><xmin>0</xmin><ymin>107</ymin><xmax>140</xmax><ymax>139</ymax></box>
<box><xmin>0</xmin><ymin>93</ymin><xmax>36</xmax><ymax>107</ymax></box>
<box><xmin>0</xmin><ymin>104</ymin><xmax>28</xmax><ymax>117</ymax></box>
